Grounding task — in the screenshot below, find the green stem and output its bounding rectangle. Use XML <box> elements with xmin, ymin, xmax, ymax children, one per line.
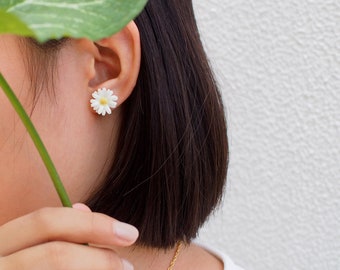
<box><xmin>0</xmin><ymin>73</ymin><xmax>72</xmax><ymax>207</ymax></box>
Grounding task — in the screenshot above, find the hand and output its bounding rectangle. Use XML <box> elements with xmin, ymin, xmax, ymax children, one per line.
<box><xmin>0</xmin><ymin>204</ymin><xmax>138</xmax><ymax>269</ymax></box>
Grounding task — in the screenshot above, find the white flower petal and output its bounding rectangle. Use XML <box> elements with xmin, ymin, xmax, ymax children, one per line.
<box><xmin>90</xmin><ymin>88</ymin><xmax>118</xmax><ymax>116</ymax></box>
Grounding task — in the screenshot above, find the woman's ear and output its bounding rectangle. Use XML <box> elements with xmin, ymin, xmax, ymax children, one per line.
<box><xmin>88</xmin><ymin>21</ymin><xmax>141</xmax><ymax>107</ymax></box>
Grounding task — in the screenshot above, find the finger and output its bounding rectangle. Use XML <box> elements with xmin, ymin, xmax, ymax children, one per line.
<box><xmin>0</xmin><ymin>207</ymin><xmax>138</xmax><ymax>256</ymax></box>
<box><xmin>0</xmin><ymin>241</ymin><xmax>134</xmax><ymax>270</ymax></box>
<box><xmin>72</xmin><ymin>203</ymin><xmax>92</xmax><ymax>212</ymax></box>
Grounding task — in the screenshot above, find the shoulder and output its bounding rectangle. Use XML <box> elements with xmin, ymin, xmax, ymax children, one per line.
<box><xmin>177</xmin><ymin>243</ymin><xmax>224</xmax><ymax>270</ymax></box>
<box><xmin>177</xmin><ymin>242</ymin><xmax>245</xmax><ymax>270</ymax></box>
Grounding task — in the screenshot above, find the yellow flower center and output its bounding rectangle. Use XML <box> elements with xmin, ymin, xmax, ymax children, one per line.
<box><xmin>99</xmin><ymin>97</ymin><xmax>108</xmax><ymax>105</ymax></box>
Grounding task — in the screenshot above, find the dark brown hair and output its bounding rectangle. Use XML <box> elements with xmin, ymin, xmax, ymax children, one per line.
<box><xmin>87</xmin><ymin>0</ymin><xmax>229</xmax><ymax>248</ymax></box>
<box><xmin>21</xmin><ymin>38</ymin><xmax>68</xmax><ymax>105</ymax></box>
<box><xmin>25</xmin><ymin>0</ymin><xmax>228</xmax><ymax>249</ymax></box>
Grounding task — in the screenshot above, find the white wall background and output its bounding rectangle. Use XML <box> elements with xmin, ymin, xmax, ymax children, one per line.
<box><xmin>193</xmin><ymin>1</ymin><xmax>340</xmax><ymax>270</ymax></box>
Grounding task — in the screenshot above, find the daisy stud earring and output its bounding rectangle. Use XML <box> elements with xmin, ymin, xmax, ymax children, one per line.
<box><xmin>90</xmin><ymin>88</ymin><xmax>118</xmax><ymax>116</ymax></box>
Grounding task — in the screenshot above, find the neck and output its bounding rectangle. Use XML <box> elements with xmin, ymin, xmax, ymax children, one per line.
<box><xmin>116</xmin><ymin>244</ymin><xmax>182</xmax><ymax>270</ymax></box>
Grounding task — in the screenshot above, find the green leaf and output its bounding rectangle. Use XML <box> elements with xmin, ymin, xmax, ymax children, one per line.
<box><xmin>0</xmin><ymin>10</ymin><xmax>34</xmax><ymax>36</ymax></box>
<box><xmin>1</xmin><ymin>0</ymin><xmax>148</xmax><ymax>42</ymax></box>
<box><xmin>0</xmin><ymin>0</ymin><xmax>23</xmax><ymax>10</ymax></box>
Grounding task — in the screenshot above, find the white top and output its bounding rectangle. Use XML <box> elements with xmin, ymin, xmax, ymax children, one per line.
<box><xmin>196</xmin><ymin>242</ymin><xmax>245</xmax><ymax>270</ymax></box>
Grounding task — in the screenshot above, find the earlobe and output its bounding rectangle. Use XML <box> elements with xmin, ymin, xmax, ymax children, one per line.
<box><xmin>89</xmin><ymin>21</ymin><xmax>141</xmax><ymax>108</ymax></box>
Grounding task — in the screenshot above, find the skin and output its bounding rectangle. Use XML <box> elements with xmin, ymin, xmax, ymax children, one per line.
<box><xmin>0</xmin><ymin>22</ymin><xmax>223</xmax><ymax>270</ymax></box>
<box><xmin>0</xmin><ymin>25</ymin><xmax>139</xmax><ymax>269</ymax></box>
<box><xmin>0</xmin><ymin>35</ymin><xmax>120</xmax><ymax>223</ymax></box>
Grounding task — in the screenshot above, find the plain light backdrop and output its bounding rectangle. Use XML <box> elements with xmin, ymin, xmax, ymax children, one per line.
<box><xmin>193</xmin><ymin>1</ymin><xmax>340</xmax><ymax>270</ymax></box>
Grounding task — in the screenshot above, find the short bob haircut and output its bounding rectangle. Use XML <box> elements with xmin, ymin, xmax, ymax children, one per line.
<box><xmin>24</xmin><ymin>0</ymin><xmax>229</xmax><ymax>249</ymax></box>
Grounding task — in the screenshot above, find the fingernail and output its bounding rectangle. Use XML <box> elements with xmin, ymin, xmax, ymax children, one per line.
<box><xmin>122</xmin><ymin>259</ymin><xmax>134</xmax><ymax>270</ymax></box>
<box><xmin>72</xmin><ymin>203</ymin><xmax>91</xmax><ymax>212</ymax></box>
<box><xmin>113</xmin><ymin>221</ymin><xmax>139</xmax><ymax>242</ymax></box>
